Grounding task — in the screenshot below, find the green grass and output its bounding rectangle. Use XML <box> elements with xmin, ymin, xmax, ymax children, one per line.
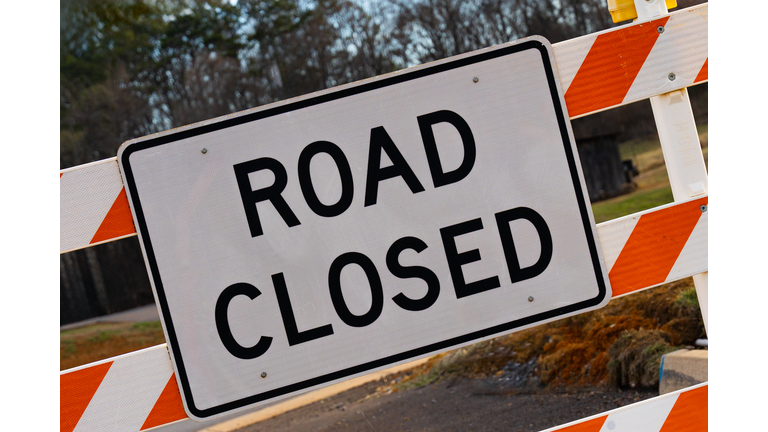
<box><xmin>62</xmin><ymin>339</ymin><xmax>77</xmax><ymax>355</ymax></box>
<box><xmin>87</xmin><ymin>330</ymin><xmax>119</xmax><ymax>343</ymax></box>
<box><xmin>132</xmin><ymin>321</ymin><xmax>163</xmax><ymax>332</ymax></box>
<box><xmin>618</xmin><ymin>137</ymin><xmax>662</xmax><ymax>161</ymax></box>
<box><xmin>618</xmin><ymin>124</ymin><xmax>707</xmax><ymax>161</ymax></box>
<box><xmin>590</xmin><ymin>124</ymin><xmax>707</xmax><ymax>224</ymax></box>
<box><xmin>61</xmin><ymin>321</ymin><xmax>166</xmax><ymax>370</ymax></box>
<box><xmin>592</xmin><ymin>187</ymin><xmax>674</xmax><ymax>224</ymax></box>
<box><xmin>675</xmin><ymin>287</ymin><xmax>700</xmax><ymax>309</ymax></box>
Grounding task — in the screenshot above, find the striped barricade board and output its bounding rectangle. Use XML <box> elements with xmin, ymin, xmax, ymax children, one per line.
<box><xmin>60</xmin><ymin>195</ymin><xmax>708</xmax><ymax>431</ymax></box>
<box><xmin>59</xmin><ymin>3</ymin><xmax>708</xmax><ymax>255</ymax></box>
<box><xmin>542</xmin><ymin>383</ymin><xmax>707</xmax><ymax>432</ymax></box>
<box><xmin>118</xmin><ymin>34</ymin><xmax>615</xmax><ymax>420</ymax></box>
<box><xmin>60</xmin><ymin>3</ymin><xmax>708</xmax><ymax>431</ymax></box>
<box><xmin>542</xmin><ymin>383</ymin><xmax>709</xmax><ymax>432</ymax></box>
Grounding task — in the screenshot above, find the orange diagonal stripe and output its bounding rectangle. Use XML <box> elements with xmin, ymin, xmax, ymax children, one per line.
<box><xmin>141</xmin><ymin>374</ymin><xmax>188</xmax><ymax>430</ymax></box>
<box><xmin>694</xmin><ymin>58</ymin><xmax>708</xmax><ymax>83</ymax></box>
<box><xmin>565</xmin><ymin>17</ymin><xmax>669</xmax><ymax>117</ymax></box>
<box><xmin>90</xmin><ymin>187</ymin><xmax>136</xmax><ymax>244</ymax></box>
<box><xmin>61</xmin><ymin>362</ymin><xmax>113</xmax><ymax>432</ymax></box>
<box><xmin>609</xmin><ymin>197</ymin><xmax>707</xmax><ymax>296</ymax></box>
<box><xmin>658</xmin><ymin>385</ymin><xmax>707</xmax><ymax>432</ymax></box>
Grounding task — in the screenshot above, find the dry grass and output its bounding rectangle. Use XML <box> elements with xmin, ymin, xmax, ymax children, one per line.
<box><xmin>60</xmin><ymin>321</ymin><xmax>166</xmax><ymax>371</ymax></box>
<box><xmin>382</xmin><ymin>127</ymin><xmax>709</xmax><ymax>393</ymax></box>
<box><xmin>382</xmin><ymin>279</ymin><xmax>704</xmax><ymax>393</ymax></box>
<box><xmin>61</xmin><ymin>126</ymin><xmax>709</xmax><ymax>390</ymax></box>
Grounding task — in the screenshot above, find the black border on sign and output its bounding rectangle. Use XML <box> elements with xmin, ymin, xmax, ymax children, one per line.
<box><xmin>120</xmin><ymin>39</ymin><xmax>607</xmax><ymax>419</ymax></box>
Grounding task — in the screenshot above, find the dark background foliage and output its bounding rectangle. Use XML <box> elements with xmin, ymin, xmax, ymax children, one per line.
<box><xmin>60</xmin><ymin>0</ymin><xmax>707</xmax><ymax>324</ymax></box>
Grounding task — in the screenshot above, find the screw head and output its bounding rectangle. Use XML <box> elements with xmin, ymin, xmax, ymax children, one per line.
<box><xmin>528</xmin><ymin>296</ymin><xmax>534</xmax><ymax>302</ymax></box>
<box><xmin>700</xmin><ymin>204</ymin><xmax>707</xmax><ymax>212</ymax></box>
<box><xmin>668</xmin><ymin>73</ymin><xmax>676</xmax><ymax>81</ymax></box>
<box><xmin>472</xmin><ymin>77</ymin><xmax>479</xmax><ymax>83</ymax></box>
<box><xmin>657</xmin><ymin>26</ymin><xmax>665</xmax><ymax>34</ymax></box>
<box><xmin>201</xmin><ymin>148</ymin><xmax>208</xmax><ymax>154</ymax></box>
<box><xmin>261</xmin><ymin>372</ymin><xmax>267</xmax><ymax>378</ymax></box>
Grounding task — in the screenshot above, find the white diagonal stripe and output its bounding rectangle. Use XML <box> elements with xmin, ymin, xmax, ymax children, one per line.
<box><xmin>60</xmin><ymin>158</ymin><xmax>124</xmax><ymax>253</ymax></box>
<box><xmin>600</xmin><ymin>392</ymin><xmax>678</xmax><ymax>432</ymax></box>
<box><xmin>622</xmin><ymin>7</ymin><xmax>708</xmax><ymax>105</ymax></box>
<box><xmin>665</xmin><ymin>208</ymin><xmax>707</xmax><ymax>282</ymax></box>
<box><xmin>74</xmin><ymin>345</ymin><xmax>174</xmax><ymax>432</ymax></box>
<box><xmin>540</xmin><ymin>384</ymin><xmax>707</xmax><ymax>431</ymax></box>
<box><xmin>596</xmin><ymin>214</ymin><xmax>640</xmax><ymax>273</ymax></box>
<box><xmin>553</xmin><ymin>33</ymin><xmax>597</xmax><ymax>94</ymax></box>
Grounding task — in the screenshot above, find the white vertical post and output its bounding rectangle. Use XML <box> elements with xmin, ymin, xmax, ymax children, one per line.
<box><xmin>649</xmin><ymin>90</ymin><xmax>708</xmax><ymax>335</ymax></box>
<box><xmin>634</xmin><ymin>0</ymin><xmax>709</xmax><ymax>335</ymax></box>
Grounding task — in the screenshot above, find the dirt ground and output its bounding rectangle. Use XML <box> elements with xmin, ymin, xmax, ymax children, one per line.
<box><xmin>236</xmin><ymin>377</ymin><xmax>656</xmax><ymax>432</ymax></box>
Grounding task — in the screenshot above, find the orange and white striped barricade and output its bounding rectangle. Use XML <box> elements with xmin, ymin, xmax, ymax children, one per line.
<box><xmin>59</xmin><ymin>3</ymin><xmax>707</xmax><ymax>256</ymax></box>
<box><xmin>61</xmin><ymin>346</ymin><xmax>185</xmax><ymax>432</ymax></box>
<box><xmin>632</xmin><ymin>0</ymin><xmax>709</xmax><ymax>334</ymax></box>
<box><xmin>60</xmin><ymin>194</ymin><xmax>708</xmax><ymax>431</ymax></box>
<box><xmin>541</xmin><ymin>383</ymin><xmax>707</xmax><ymax>432</ymax></box>
<box><xmin>60</xmin><ymin>3</ymin><xmax>708</xmax><ymax>431</ymax></box>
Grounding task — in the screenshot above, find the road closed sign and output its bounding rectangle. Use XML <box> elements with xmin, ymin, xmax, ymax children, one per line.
<box><xmin>118</xmin><ymin>36</ymin><xmax>611</xmax><ymax>420</ymax></box>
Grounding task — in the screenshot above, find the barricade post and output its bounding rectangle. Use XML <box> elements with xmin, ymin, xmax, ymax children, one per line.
<box><xmin>60</xmin><ymin>4</ymin><xmax>708</xmax><ymax>431</ymax></box>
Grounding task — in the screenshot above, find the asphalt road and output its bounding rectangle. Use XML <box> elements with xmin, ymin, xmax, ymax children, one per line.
<box><xmin>62</xmin><ymin>304</ymin><xmax>429</xmax><ymax>432</ymax></box>
<box><xmin>234</xmin><ymin>377</ymin><xmax>658</xmax><ymax>432</ymax></box>
<box><xmin>62</xmin><ymin>306</ymin><xmax>656</xmax><ymax>432</ymax></box>
<box><xmin>153</xmin><ymin>402</ymin><xmax>280</xmax><ymax>432</ymax></box>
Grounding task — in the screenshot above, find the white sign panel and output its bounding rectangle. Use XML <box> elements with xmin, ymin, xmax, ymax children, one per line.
<box><xmin>119</xmin><ymin>37</ymin><xmax>610</xmax><ymax>420</ymax></box>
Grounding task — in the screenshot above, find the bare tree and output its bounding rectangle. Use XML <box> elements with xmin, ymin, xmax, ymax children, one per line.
<box><xmin>388</xmin><ymin>0</ymin><xmax>614</xmax><ymax>66</ymax></box>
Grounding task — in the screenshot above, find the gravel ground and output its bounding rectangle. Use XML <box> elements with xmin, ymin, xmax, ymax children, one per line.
<box><xmin>235</xmin><ymin>377</ymin><xmax>656</xmax><ymax>432</ymax></box>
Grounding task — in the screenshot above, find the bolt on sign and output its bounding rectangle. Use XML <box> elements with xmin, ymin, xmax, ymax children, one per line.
<box><xmin>118</xmin><ymin>36</ymin><xmax>611</xmax><ymax>421</ymax></box>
